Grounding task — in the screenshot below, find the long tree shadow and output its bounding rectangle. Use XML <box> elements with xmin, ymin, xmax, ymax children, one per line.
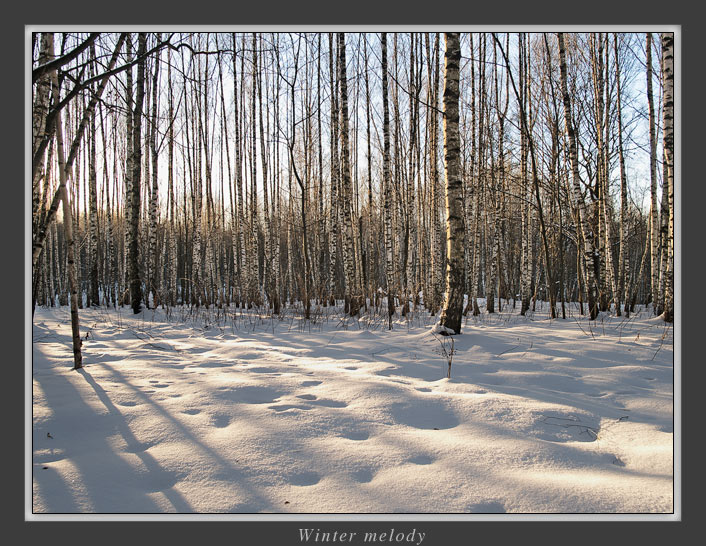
<box><xmin>32</xmin><ymin>460</ymin><xmax>82</xmax><ymax>513</ymax></box>
<box><xmin>32</xmin><ymin>369</ymin><xmax>187</xmax><ymax>513</ymax></box>
<box><xmin>90</xmin><ymin>362</ymin><xmax>275</xmax><ymax>512</ymax></box>
<box><xmin>76</xmin><ymin>369</ymin><xmax>193</xmax><ymax>512</ymax></box>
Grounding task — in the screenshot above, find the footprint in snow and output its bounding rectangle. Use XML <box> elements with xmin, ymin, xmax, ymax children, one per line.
<box><xmin>288</xmin><ymin>471</ymin><xmax>320</xmax><ymax>486</ymax></box>
<box><xmin>587</xmin><ymin>392</ymin><xmax>608</xmax><ymax>398</ymax></box>
<box><xmin>215</xmin><ymin>385</ymin><xmax>282</xmax><ymax>404</ymax></box>
<box><xmin>269</xmin><ymin>404</ymin><xmax>311</xmax><ymax>412</ymax></box>
<box><xmin>389</xmin><ymin>400</ymin><xmax>459</xmax><ymax>430</ymax></box>
<box><xmin>237</xmin><ymin>352</ymin><xmax>261</xmax><ymax>361</ymax></box>
<box><xmin>195</xmin><ymin>361</ymin><xmax>231</xmax><ymax>368</ymax></box>
<box><xmin>210</xmin><ymin>413</ymin><xmax>231</xmax><ymax>428</ymax></box>
<box><xmin>247</xmin><ymin>367</ymin><xmax>281</xmax><ymax>375</ymax></box>
<box><xmin>408</xmin><ymin>454</ymin><xmax>434</xmax><ymax>465</ymax></box>
<box><xmin>309</xmin><ymin>399</ymin><xmax>347</xmax><ymax>408</ymax></box>
<box><xmin>340</xmin><ymin>430</ymin><xmax>369</xmax><ymax>441</ymax></box>
<box><xmin>351</xmin><ymin>468</ymin><xmax>374</xmax><ymax>483</ymax></box>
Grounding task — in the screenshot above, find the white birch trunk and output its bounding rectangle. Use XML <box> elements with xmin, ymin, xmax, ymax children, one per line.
<box><xmin>661</xmin><ymin>32</ymin><xmax>674</xmax><ymax>322</ymax></box>
<box><xmin>558</xmin><ymin>33</ymin><xmax>600</xmax><ymax>320</ymax></box>
<box><xmin>148</xmin><ymin>34</ymin><xmax>161</xmax><ymax>308</ymax></box>
<box><xmin>439</xmin><ymin>32</ymin><xmax>465</xmax><ymax>334</ymax></box>
<box><xmin>381</xmin><ymin>33</ymin><xmax>395</xmax><ymax>328</ymax></box>
<box><xmin>49</xmin><ymin>35</ymin><xmax>82</xmax><ymax>368</ymax></box>
<box><xmin>338</xmin><ymin>33</ymin><xmax>360</xmax><ymax>315</ymax></box>
<box><xmin>646</xmin><ymin>33</ymin><xmax>660</xmax><ymax>313</ymax></box>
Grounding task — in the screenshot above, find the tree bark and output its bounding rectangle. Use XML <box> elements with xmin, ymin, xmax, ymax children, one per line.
<box><xmin>646</xmin><ymin>33</ymin><xmax>660</xmax><ymax>313</ymax></box>
<box><xmin>381</xmin><ymin>33</ymin><xmax>396</xmax><ymax>329</ymax></box>
<box><xmin>426</xmin><ymin>33</ymin><xmax>443</xmax><ymax>316</ymax></box>
<box><xmin>338</xmin><ymin>33</ymin><xmax>360</xmax><ymax>316</ymax></box>
<box><xmin>49</xmin><ymin>34</ymin><xmax>83</xmax><ymax>368</ymax></box>
<box><xmin>328</xmin><ymin>33</ymin><xmax>340</xmax><ymax>305</ymax></box>
<box><xmin>614</xmin><ymin>34</ymin><xmax>630</xmax><ymax>317</ymax></box>
<box><xmin>558</xmin><ymin>32</ymin><xmax>599</xmax><ymax>320</ymax></box>
<box><xmin>128</xmin><ymin>33</ymin><xmax>147</xmax><ymax>314</ymax></box>
<box><xmin>439</xmin><ymin>32</ymin><xmax>465</xmax><ymax>335</ymax></box>
<box><xmin>661</xmin><ymin>32</ymin><xmax>674</xmax><ymax>323</ymax></box>
<box><xmin>519</xmin><ymin>33</ymin><xmax>532</xmax><ymax>316</ymax></box>
<box><xmin>87</xmin><ymin>45</ymin><xmax>100</xmax><ymax>307</ymax></box>
<box><xmin>148</xmin><ymin>34</ymin><xmax>161</xmax><ymax>308</ymax></box>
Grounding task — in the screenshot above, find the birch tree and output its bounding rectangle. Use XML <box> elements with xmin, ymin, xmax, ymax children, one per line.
<box><xmin>148</xmin><ymin>34</ymin><xmax>161</xmax><ymax>308</ymax></box>
<box><xmin>127</xmin><ymin>33</ymin><xmax>147</xmax><ymax>314</ymax></box>
<box><xmin>646</xmin><ymin>33</ymin><xmax>660</xmax><ymax>313</ymax></box>
<box><xmin>426</xmin><ymin>33</ymin><xmax>443</xmax><ymax>316</ymax></box>
<box><xmin>614</xmin><ymin>34</ymin><xmax>630</xmax><ymax>317</ymax></box>
<box><xmin>661</xmin><ymin>32</ymin><xmax>674</xmax><ymax>323</ymax></box>
<box><xmin>328</xmin><ymin>33</ymin><xmax>340</xmax><ymax>305</ymax></box>
<box><xmin>438</xmin><ymin>32</ymin><xmax>465</xmax><ymax>335</ymax></box>
<box><xmin>49</xmin><ymin>34</ymin><xmax>83</xmax><ymax>368</ymax></box>
<box><xmin>338</xmin><ymin>33</ymin><xmax>361</xmax><ymax>316</ymax></box>
<box><xmin>558</xmin><ymin>32</ymin><xmax>600</xmax><ymax>320</ymax></box>
<box><xmin>87</xmin><ymin>45</ymin><xmax>100</xmax><ymax>307</ymax></box>
<box><xmin>381</xmin><ymin>33</ymin><xmax>396</xmax><ymax>329</ymax></box>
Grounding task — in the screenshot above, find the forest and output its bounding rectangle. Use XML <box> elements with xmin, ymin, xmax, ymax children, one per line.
<box><xmin>30</xmin><ymin>31</ymin><xmax>675</xmax><ymax>515</ymax></box>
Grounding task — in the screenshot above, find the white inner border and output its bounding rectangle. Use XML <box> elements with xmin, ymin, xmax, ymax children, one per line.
<box><xmin>26</xmin><ymin>24</ymin><xmax>681</xmax><ymax>523</ymax></box>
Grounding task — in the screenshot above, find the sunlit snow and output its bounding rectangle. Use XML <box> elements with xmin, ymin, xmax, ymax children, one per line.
<box><xmin>31</xmin><ymin>301</ymin><xmax>674</xmax><ymax>515</ymax></box>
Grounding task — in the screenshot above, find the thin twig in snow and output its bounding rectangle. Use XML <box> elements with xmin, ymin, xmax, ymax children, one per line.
<box><xmin>651</xmin><ymin>323</ymin><xmax>672</xmax><ymax>361</ymax></box>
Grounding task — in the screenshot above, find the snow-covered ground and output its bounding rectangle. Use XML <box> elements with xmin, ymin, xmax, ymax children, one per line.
<box><xmin>30</xmin><ymin>301</ymin><xmax>675</xmax><ymax>517</ymax></box>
